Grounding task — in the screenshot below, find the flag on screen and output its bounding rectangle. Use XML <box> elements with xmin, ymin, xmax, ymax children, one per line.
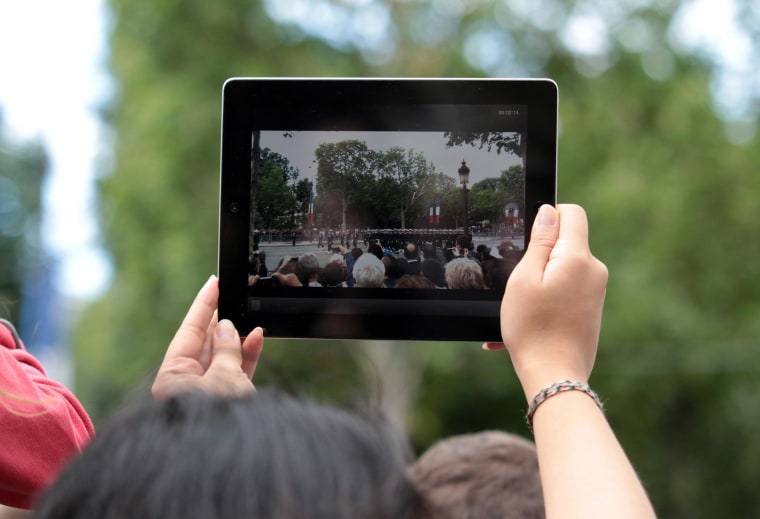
<box><xmin>308</xmin><ymin>191</ymin><xmax>315</xmax><ymax>225</ymax></box>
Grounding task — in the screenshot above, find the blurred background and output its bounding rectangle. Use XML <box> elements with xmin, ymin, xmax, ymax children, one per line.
<box><xmin>1</xmin><ymin>0</ymin><xmax>760</xmax><ymax>516</ymax></box>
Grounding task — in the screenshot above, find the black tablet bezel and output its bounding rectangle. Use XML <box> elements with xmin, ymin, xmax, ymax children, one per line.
<box><xmin>218</xmin><ymin>78</ymin><xmax>557</xmax><ymax>341</ymax></box>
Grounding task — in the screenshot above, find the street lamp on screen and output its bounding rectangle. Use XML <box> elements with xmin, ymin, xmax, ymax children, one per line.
<box><xmin>458</xmin><ymin>159</ymin><xmax>470</xmax><ymax>236</ymax></box>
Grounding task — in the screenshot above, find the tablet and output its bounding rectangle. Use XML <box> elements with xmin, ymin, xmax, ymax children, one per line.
<box><xmin>218</xmin><ymin>78</ymin><xmax>557</xmax><ymax>341</ymax></box>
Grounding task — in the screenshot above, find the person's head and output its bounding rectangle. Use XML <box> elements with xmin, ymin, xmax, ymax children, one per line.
<box><xmin>393</xmin><ymin>275</ymin><xmax>435</xmax><ymax>289</ymax></box>
<box><xmin>382</xmin><ymin>254</ymin><xmax>401</xmax><ymax>281</ymax></box>
<box><xmin>483</xmin><ymin>259</ymin><xmax>517</xmax><ymax>293</ymax></box>
<box><xmin>455</xmin><ymin>235</ymin><xmax>473</xmax><ymax>252</ymax></box>
<box><xmin>404</xmin><ymin>243</ymin><xmax>419</xmax><ymax>261</ymax></box>
<box><xmin>421</xmin><ymin>258</ymin><xmax>446</xmax><ymax>288</ymax></box>
<box><xmin>351</xmin><ymin>247</ymin><xmax>363</xmax><ymax>260</ymax></box>
<box><xmin>444</xmin><ymin>258</ymin><xmax>484</xmax><ymax>289</ymax></box>
<box><xmin>319</xmin><ymin>258</ymin><xmax>348</xmax><ymax>287</ymax></box>
<box><xmin>276</xmin><ymin>257</ymin><xmax>299</xmax><ymax>275</ymax></box>
<box><xmin>248</xmin><ymin>254</ymin><xmax>261</xmax><ymax>275</ymax></box>
<box><xmin>367</xmin><ymin>243</ymin><xmax>384</xmax><ymax>260</ymax></box>
<box><xmin>475</xmin><ymin>244</ymin><xmax>492</xmax><ymax>260</ymax></box>
<box><xmin>296</xmin><ymin>253</ymin><xmax>320</xmax><ymax>283</ymax></box>
<box><xmin>497</xmin><ymin>240</ymin><xmax>521</xmax><ymax>260</ymax></box>
<box><xmin>409</xmin><ymin>431</ymin><xmax>544</xmax><ymax>519</ymax></box>
<box><xmin>36</xmin><ymin>390</ymin><xmax>422</xmax><ymax>519</ymax></box>
<box><xmin>353</xmin><ymin>253</ymin><xmax>386</xmax><ymax>288</ymax></box>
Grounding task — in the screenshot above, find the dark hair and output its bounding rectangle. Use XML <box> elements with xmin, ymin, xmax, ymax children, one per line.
<box><xmin>393</xmin><ymin>275</ymin><xmax>435</xmax><ymax>289</ymax></box>
<box><xmin>483</xmin><ymin>259</ymin><xmax>517</xmax><ymax>293</ymax></box>
<box><xmin>275</xmin><ymin>256</ymin><xmax>299</xmax><ymax>275</ymax></box>
<box><xmin>382</xmin><ymin>254</ymin><xmax>401</xmax><ymax>279</ymax></box>
<box><xmin>367</xmin><ymin>243</ymin><xmax>384</xmax><ymax>260</ymax></box>
<box><xmin>455</xmin><ymin>235</ymin><xmax>472</xmax><ymax>250</ymax></box>
<box><xmin>319</xmin><ymin>260</ymin><xmax>348</xmax><ymax>287</ymax></box>
<box><xmin>421</xmin><ymin>258</ymin><xmax>446</xmax><ymax>288</ymax></box>
<box><xmin>409</xmin><ymin>431</ymin><xmax>544</xmax><ymax>519</ymax></box>
<box><xmin>35</xmin><ymin>390</ymin><xmax>422</xmax><ymax>519</ymax></box>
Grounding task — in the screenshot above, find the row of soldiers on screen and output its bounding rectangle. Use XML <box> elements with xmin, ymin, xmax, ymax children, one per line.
<box><xmin>317</xmin><ymin>230</ymin><xmax>361</xmax><ymax>250</ymax></box>
<box><xmin>315</xmin><ymin>229</ymin><xmax>484</xmax><ymax>253</ymax></box>
<box><xmin>248</xmin><ymin>241</ymin><xmax>520</xmax><ymax>293</ymax></box>
<box><xmin>362</xmin><ymin>229</ymin><xmax>472</xmax><ymax>253</ymax></box>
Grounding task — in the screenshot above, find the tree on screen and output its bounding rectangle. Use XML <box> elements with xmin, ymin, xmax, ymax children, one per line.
<box><xmin>314</xmin><ymin>140</ymin><xmax>372</xmax><ymax>230</ymax></box>
<box><xmin>371</xmin><ymin>147</ymin><xmax>435</xmax><ymax>229</ymax></box>
<box><xmin>444</xmin><ymin>132</ymin><xmax>524</xmax><ymax>157</ymax></box>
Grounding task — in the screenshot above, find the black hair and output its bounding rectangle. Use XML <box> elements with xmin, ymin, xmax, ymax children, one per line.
<box><xmin>367</xmin><ymin>243</ymin><xmax>384</xmax><ymax>260</ymax></box>
<box><xmin>421</xmin><ymin>258</ymin><xmax>447</xmax><ymax>288</ymax></box>
<box><xmin>35</xmin><ymin>390</ymin><xmax>422</xmax><ymax>519</ymax></box>
<box><xmin>483</xmin><ymin>259</ymin><xmax>517</xmax><ymax>293</ymax></box>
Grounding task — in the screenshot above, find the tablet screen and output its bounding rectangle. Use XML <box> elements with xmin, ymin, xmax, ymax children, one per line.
<box><xmin>218</xmin><ymin>79</ymin><xmax>557</xmax><ymax>341</ymax></box>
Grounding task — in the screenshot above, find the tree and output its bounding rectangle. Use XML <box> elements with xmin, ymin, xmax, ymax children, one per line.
<box><xmin>371</xmin><ymin>147</ymin><xmax>435</xmax><ymax>229</ymax></box>
<box><xmin>500</xmin><ymin>165</ymin><xmax>525</xmax><ymax>215</ymax></box>
<box><xmin>469</xmin><ymin>178</ymin><xmax>506</xmax><ymax>228</ymax></box>
<box><xmin>254</xmin><ymin>148</ymin><xmax>299</xmax><ymax>231</ymax></box>
<box><xmin>293</xmin><ymin>177</ymin><xmax>314</xmax><ymax>227</ymax></box>
<box><xmin>314</xmin><ymin>140</ymin><xmax>372</xmax><ymax>230</ymax></box>
<box><xmin>444</xmin><ymin>131</ymin><xmax>524</xmax><ymax>158</ymax></box>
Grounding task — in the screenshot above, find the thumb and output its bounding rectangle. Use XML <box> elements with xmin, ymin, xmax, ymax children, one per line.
<box><xmin>519</xmin><ymin>204</ymin><xmax>560</xmax><ymax>276</ymax></box>
<box><xmin>206</xmin><ymin>319</ymin><xmax>255</xmax><ymax>397</ymax></box>
<box><xmin>209</xmin><ymin>319</ymin><xmax>245</xmax><ymax>374</ymax></box>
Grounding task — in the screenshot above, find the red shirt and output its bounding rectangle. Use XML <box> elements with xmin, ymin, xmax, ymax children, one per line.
<box><xmin>0</xmin><ymin>320</ymin><xmax>94</xmax><ymax>509</ymax></box>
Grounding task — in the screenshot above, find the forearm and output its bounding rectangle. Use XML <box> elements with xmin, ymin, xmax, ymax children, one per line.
<box><xmin>532</xmin><ymin>391</ymin><xmax>656</xmax><ymax>519</ymax></box>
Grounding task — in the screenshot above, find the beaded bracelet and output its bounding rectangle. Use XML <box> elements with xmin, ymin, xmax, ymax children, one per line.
<box><xmin>525</xmin><ymin>380</ymin><xmax>605</xmax><ymax>433</ymax></box>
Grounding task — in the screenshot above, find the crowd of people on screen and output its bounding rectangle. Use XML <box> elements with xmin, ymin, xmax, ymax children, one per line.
<box><xmin>248</xmin><ymin>233</ymin><xmax>523</xmax><ymax>292</ymax></box>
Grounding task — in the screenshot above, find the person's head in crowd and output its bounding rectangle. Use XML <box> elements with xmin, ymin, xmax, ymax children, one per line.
<box><xmin>393</xmin><ymin>275</ymin><xmax>435</xmax><ymax>289</ymax></box>
<box><xmin>351</xmin><ymin>247</ymin><xmax>363</xmax><ymax>260</ymax></box>
<box><xmin>443</xmin><ymin>247</ymin><xmax>456</xmax><ymax>263</ymax></box>
<box><xmin>248</xmin><ymin>254</ymin><xmax>261</xmax><ymax>276</ymax></box>
<box><xmin>455</xmin><ymin>235</ymin><xmax>473</xmax><ymax>254</ymax></box>
<box><xmin>382</xmin><ymin>255</ymin><xmax>402</xmax><ymax>288</ymax></box>
<box><xmin>367</xmin><ymin>242</ymin><xmax>384</xmax><ymax>260</ymax></box>
<box><xmin>421</xmin><ymin>258</ymin><xmax>447</xmax><ymax>288</ymax></box>
<box><xmin>483</xmin><ymin>259</ymin><xmax>517</xmax><ymax>293</ymax></box>
<box><xmin>497</xmin><ymin>240</ymin><xmax>521</xmax><ymax>260</ymax></box>
<box><xmin>421</xmin><ymin>243</ymin><xmax>436</xmax><ymax>260</ymax></box>
<box><xmin>35</xmin><ymin>390</ymin><xmax>423</xmax><ymax>519</ymax></box>
<box><xmin>276</xmin><ymin>257</ymin><xmax>299</xmax><ymax>275</ymax></box>
<box><xmin>400</xmin><ymin>249</ymin><xmax>421</xmax><ymax>276</ymax></box>
<box><xmin>296</xmin><ymin>253</ymin><xmax>321</xmax><ymax>285</ymax></box>
<box><xmin>444</xmin><ymin>258</ymin><xmax>484</xmax><ymax>289</ymax></box>
<box><xmin>404</xmin><ymin>243</ymin><xmax>419</xmax><ymax>261</ymax></box>
<box><xmin>409</xmin><ymin>431</ymin><xmax>544</xmax><ymax>519</ymax></box>
<box><xmin>353</xmin><ymin>253</ymin><xmax>386</xmax><ymax>288</ymax></box>
<box><xmin>475</xmin><ymin>245</ymin><xmax>495</xmax><ymax>263</ymax></box>
<box><xmin>319</xmin><ymin>258</ymin><xmax>348</xmax><ymax>287</ymax></box>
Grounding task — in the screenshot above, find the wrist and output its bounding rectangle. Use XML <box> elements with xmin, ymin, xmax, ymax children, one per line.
<box><xmin>516</xmin><ymin>367</ymin><xmax>590</xmax><ymax>404</ymax></box>
<box><xmin>524</xmin><ymin>380</ymin><xmax>604</xmax><ymax>433</ymax></box>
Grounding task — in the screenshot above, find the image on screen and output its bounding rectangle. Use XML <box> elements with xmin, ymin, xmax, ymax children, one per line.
<box><xmin>245</xmin><ymin>127</ymin><xmax>526</xmax><ymax>295</ymax></box>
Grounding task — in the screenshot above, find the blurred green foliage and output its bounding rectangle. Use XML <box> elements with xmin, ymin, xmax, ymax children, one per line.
<box><xmin>74</xmin><ymin>1</ymin><xmax>760</xmax><ymax>516</ymax></box>
<box><xmin>0</xmin><ymin>115</ymin><xmax>47</xmax><ymax>323</ymax></box>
